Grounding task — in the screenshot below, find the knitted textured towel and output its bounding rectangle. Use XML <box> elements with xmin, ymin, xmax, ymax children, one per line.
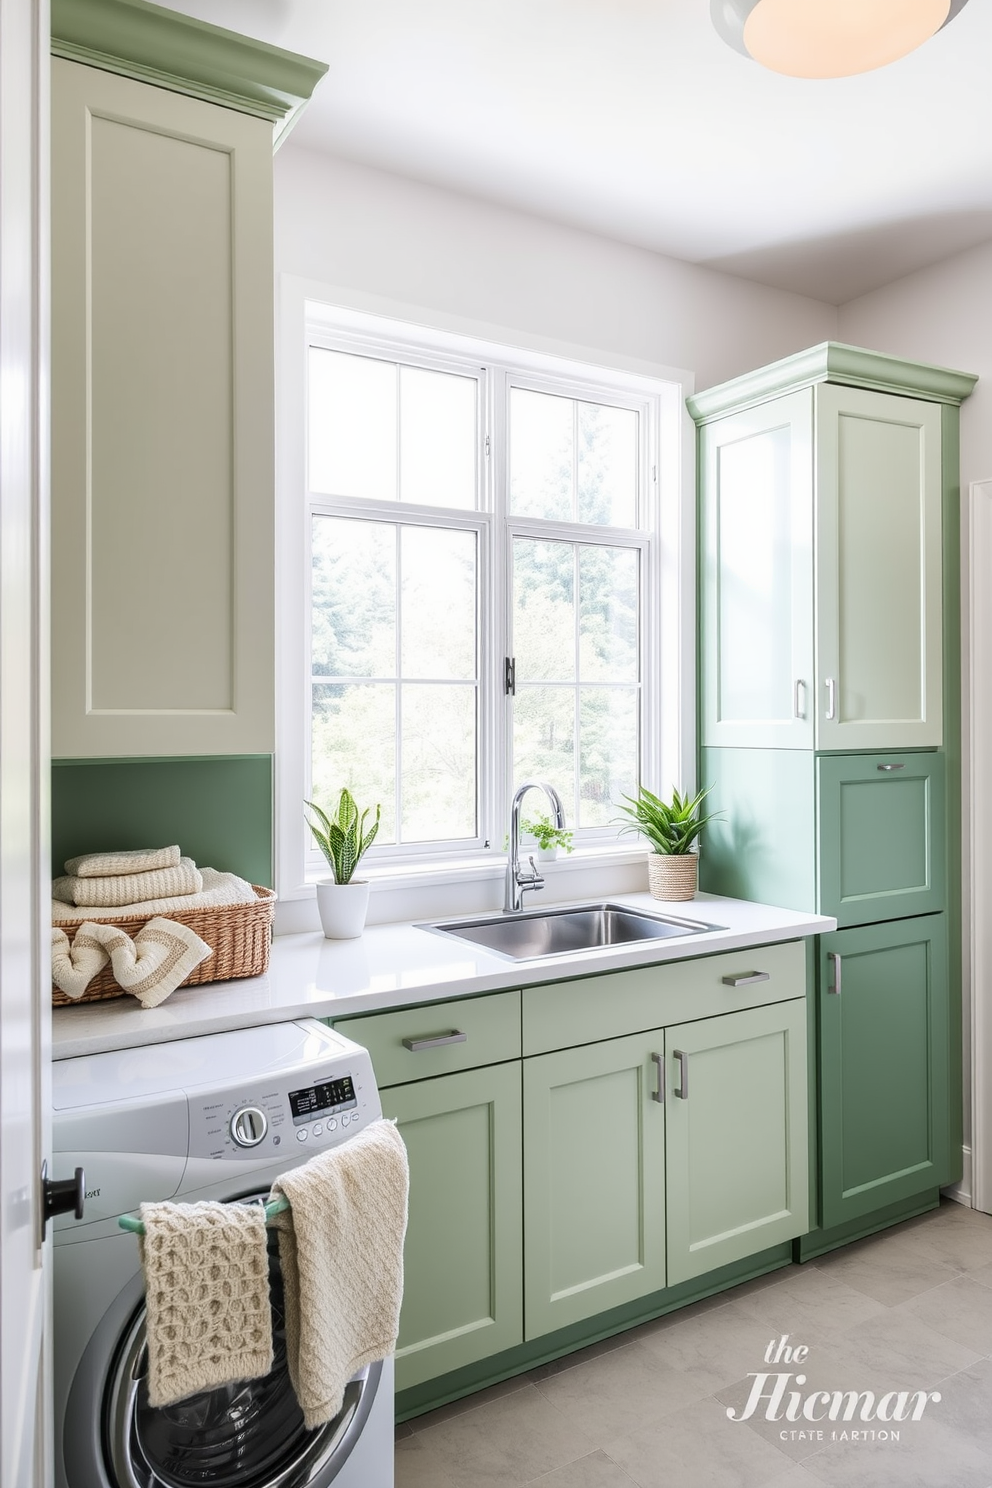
<box><xmin>52</xmin><ymin>867</ymin><xmax>258</xmax><ymax>924</ymax></box>
<box><xmin>51</xmin><ymin>917</ymin><xmax>212</xmax><ymax>1007</ymax></box>
<box><xmin>53</xmin><ymin>857</ymin><xmax>204</xmax><ymax>908</ymax></box>
<box><xmin>138</xmin><ymin>1200</ymin><xmax>273</xmax><ymax>1408</ymax></box>
<box><xmin>65</xmin><ymin>845</ymin><xmax>181</xmax><ymax>878</ymax></box>
<box><xmin>270</xmin><ymin>1119</ymin><xmax>409</xmax><ymax>1428</ymax></box>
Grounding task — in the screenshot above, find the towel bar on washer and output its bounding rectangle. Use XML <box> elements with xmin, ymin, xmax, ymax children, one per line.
<box><xmin>118</xmin><ymin>1193</ymin><xmax>291</xmax><ymax>1237</ymax></box>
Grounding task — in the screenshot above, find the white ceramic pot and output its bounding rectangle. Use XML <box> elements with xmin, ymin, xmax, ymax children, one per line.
<box><xmin>315</xmin><ymin>878</ymin><xmax>370</xmax><ymax>939</ymax></box>
<box><xmin>535</xmin><ymin>845</ymin><xmax>558</xmax><ymax>862</ymax></box>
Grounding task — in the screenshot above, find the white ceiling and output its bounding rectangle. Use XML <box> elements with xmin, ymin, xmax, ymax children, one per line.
<box><xmin>169</xmin><ymin>0</ymin><xmax>992</xmax><ymax>304</ymax></box>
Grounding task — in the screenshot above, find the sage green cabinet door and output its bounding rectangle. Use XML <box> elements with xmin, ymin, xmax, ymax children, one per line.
<box><xmin>665</xmin><ymin>1000</ymin><xmax>809</xmax><ymax>1286</ymax></box>
<box><xmin>819</xmin><ymin>916</ymin><xmax>949</xmax><ymax>1229</ymax></box>
<box><xmin>523</xmin><ymin>1033</ymin><xmax>666</xmax><ymax>1340</ymax></box>
<box><xmin>382</xmin><ymin>1063</ymin><xmax>523</xmax><ymax>1391</ymax></box>
<box><xmin>699</xmin><ymin>389</ymin><xmax>814</xmax><ymax>750</ymax></box>
<box><xmin>815</xmin><ymin>385</ymin><xmax>943</xmax><ymax>751</ymax></box>
<box><xmin>817</xmin><ymin>752</ymin><xmax>946</xmax><ymax>927</ymax></box>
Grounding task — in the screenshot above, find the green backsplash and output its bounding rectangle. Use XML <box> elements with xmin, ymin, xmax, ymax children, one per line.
<box><xmin>51</xmin><ymin>756</ymin><xmax>273</xmax><ymax>885</ymax></box>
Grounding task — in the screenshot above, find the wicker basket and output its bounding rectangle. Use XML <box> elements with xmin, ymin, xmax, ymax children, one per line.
<box><xmin>52</xmin><ymin>885</ymin><xmax>276</xmax><ymax>1007</ymax></box>
<box><xmin>647</xmin><ymin>853</ymin><xmax>698</xmax><ymax>903</ymax></box>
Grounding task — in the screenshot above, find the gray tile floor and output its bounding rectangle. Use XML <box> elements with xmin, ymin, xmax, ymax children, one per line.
<box><xmin>395</xmin><ymin>1201</ymin><xmax>992</xmax><ymax>1488</ymax></box>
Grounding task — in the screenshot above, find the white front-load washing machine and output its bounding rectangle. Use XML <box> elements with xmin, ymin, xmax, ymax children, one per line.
<box><xmin>52</xmin><ymin>1019</ymin><xmax>395</xmax><ymax>1488</ymax></box>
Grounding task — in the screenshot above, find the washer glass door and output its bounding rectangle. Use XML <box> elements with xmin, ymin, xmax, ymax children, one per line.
<box><xmin>103</xmin><ymin>1211</ymin><xmax>379</xmax><ymax>1488</ymax></box>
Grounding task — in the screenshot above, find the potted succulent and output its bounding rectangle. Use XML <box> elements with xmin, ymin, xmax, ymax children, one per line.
<box><xmin>522</xmin><ymin>814</ymin><xmax>574</xmax><ymax>862</ymax></box>
<box><xmin>305</xmin><ymin>788</ymin><xmax>381</xmax><ymax>938</ymax></box>
<box><xmin>614</xmin><ymin>784</ymin><xmax>719</xmax><ymax>901</ymax></box>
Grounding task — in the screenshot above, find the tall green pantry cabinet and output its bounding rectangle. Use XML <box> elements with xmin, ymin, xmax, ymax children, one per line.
<box><xmin>688</xmin><ymin>343</ymin><xmax>977</xmax><ymax>1256</ymax></box>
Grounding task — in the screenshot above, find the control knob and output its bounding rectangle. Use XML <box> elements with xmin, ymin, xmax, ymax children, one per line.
<box><xmin>230</xmin><ymin>1105</ymin><xmax>268</xmax><ymax>1147</ymax></box>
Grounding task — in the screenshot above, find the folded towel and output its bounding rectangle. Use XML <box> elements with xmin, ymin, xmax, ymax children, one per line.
<box><xmin>53</xmin><ymin>857</ymin><xmax>204</xmax><ymax>909</ymax></box>
<box><xmin>138</xmin><ymin>1199</ymin><xmax>273</xmax><ymax>1407</ymax></box>
<box><xmin>65</xmin><ymin>844</ymin><xmax>181</xmax><ymax>878</ymax></box>
<box><xmin>52</xmin><ymin>916</ymin><xmax>212</xmax><ymax>1007</ymax></box>
<box><xmin>52</xmin><ymin>867</ymin><xmax>258</xmax><ymax>924</ymax></box>
<box><xmin>270</xmin><ymin>1119</ymin><xmax>409</xmax><ymax>1428</ymax></box>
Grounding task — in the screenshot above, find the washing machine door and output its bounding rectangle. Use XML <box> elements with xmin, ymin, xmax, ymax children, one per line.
<box><xmin>96</xmin><ymin>1218</ymin><xmax>380</xmax><ymax>1488</ymax></box>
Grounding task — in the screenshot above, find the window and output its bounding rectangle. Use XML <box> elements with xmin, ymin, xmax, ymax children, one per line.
<box><xmin>298</xmin><ymin>313</ymin><xmax>670</xmax><ymax>881</ymax></box>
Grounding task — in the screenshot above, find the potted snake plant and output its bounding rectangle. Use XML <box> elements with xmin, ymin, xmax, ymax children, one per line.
<box><xmin>305</xmin><ymin>789</ymin><xmax>381</xmax><ymax>938</ymax></box>
<box><xmin>614</xmin><ymin>784</ymin><xmax>719</xmax><ymax>901</ymax></box>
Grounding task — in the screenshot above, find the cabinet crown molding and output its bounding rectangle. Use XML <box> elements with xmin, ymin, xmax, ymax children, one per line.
<box><xmin>50</xmin><ymin>0</ymin><xmax>327</xmax><ymax>146</ymax></box>
<box><xmin>686</xmin><ymin>341</ymin><xmax>978</xmax><ymax>424</ymax></box>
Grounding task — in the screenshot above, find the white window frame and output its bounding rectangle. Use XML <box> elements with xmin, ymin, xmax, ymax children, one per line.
<box><xmin>276</xmin><ymin>281</ymin><xmax>695</xmax><ymax>922</ymax></box>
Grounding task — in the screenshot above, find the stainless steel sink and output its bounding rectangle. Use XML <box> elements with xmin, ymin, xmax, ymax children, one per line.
<box><xmin>419</xmin><ymin>903</ymin><xmax>725</xmax><ymax>961</ymax></box>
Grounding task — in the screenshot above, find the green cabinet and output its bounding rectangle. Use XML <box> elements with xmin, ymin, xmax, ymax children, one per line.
<box><xmin>523</xmin><ymin>1032</ymin><xmax>667</xmax><ymax>1339</ymax></box>
<box><xmin>698</xmin><ymin>373</ymin><xmax>950</xmax><ymax>755</ymax></box>
<box><xmin>522</xmin><ymin>984</ymin><xmax>809</xmax><ymax>1340</ymax></box>
<box><xmin>381</xmin><ymin>1062</ymin><xmax>523</xmax><ymax>1391</ymax></box>
<box><xmin>818</xmin><ymin>916</ymin><xmax>950</xmax><ymax>1228</ymax></box>
<box><xmin>691</xmin><ymin>341</ymin><xmax>976</xmax><ymax>1256</ymax></box>
<box><xmin>665</xmin><ymin>1000</ymin><xmax>808</xmax><ymax>1285</ymax></box>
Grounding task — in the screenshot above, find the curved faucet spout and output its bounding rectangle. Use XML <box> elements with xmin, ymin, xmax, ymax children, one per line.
<box><xmin>504</xmin><ymin>780</ymin><xmax>568</xmax><ymax>914</ymax></box>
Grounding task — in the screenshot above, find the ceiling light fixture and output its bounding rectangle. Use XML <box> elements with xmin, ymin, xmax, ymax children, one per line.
<box><xmin>711</xmin><ymin>0</ymin><xmax>970</xmax><ymax>79</ymax></box>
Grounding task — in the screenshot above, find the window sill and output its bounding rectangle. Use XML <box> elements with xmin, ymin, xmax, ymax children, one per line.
<box><xmin>274</xmin><ymin>843</ymin><xmax>651</xmax><ymax>935</ymax></box>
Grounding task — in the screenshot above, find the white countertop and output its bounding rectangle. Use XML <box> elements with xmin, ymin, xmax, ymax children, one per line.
<box><xmin>51</xmin><ymin>892</ymin><xmax>836</xmax><ymax>1060</ymax></box>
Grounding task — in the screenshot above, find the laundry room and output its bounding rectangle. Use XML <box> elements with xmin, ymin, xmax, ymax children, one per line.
<box><xmin>4</xmin><ymin>1</ymin><xmax>992</xmax><ymax>1486</ymax></box>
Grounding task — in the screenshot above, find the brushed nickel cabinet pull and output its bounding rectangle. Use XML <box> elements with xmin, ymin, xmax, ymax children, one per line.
<box><xmin>827</xmin><ymin>953</ymin><xmax>842</xmax><ymax>996</ymax></box>
<box><xmin>721</xmin><ymin>971</ymin><xmax>771</xmax><ymax>987</ymax></box>
<box><xmin>651</xmin><ymin>1051</ymin><xmax>664</xmax><ymax>1104</ymax></box>
<box><xmin>674</xmin><ymin>1049</ymin><xmax>689</xmax><ymax>1099</ymax></box>
<box><xmin>825</xmin><ymin>677</ymin><xmax>837</xmax><ymax>721</ymax></box>
<box><xmin>877</xmin><ymin>762</ymin><xmax>905</xmax><ymax>771</ymax></box>
<box><xmin>402</xmin><ymin>1031</ymin><xmax>468</xmax><ymax>1051</ymax></box>
<box><xmin>794</xmin><ymin>679</ymin><xmax>806</xmax><ymax>719</ymax></box>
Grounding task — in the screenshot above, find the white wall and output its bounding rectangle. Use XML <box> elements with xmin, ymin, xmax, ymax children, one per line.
<box><xmin>274</xmin><ymin>146</ymin><xmax>837</xmax><ymax>389</ymax></box>
<box><xmin>840</xmin><ymin>238</ymin><xmax>992</xmax><ymax>1197</ymax></box>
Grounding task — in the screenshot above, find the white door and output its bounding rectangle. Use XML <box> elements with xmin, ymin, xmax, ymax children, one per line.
<box><xmin>0</xmin><ymin>1</ymin><xmax>50</xmax><ymax>1483</ymax></box>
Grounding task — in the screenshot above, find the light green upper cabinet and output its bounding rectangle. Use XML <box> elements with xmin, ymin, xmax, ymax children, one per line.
<box><xmin>50</xmin><ymin>4</ymin><xmax>325</xmax><ymax>757</ymax></box>
<box><xmin>815</xmin><ymin>386</ymin><xmax>943</xmax><ymax>751</ymax></box>
<box><xmin>698</xmin><ymin>359</ymin><xmax>957</xmax><ymax>753</ymax></box>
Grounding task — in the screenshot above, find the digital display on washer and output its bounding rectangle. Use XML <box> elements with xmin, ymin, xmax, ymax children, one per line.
<box><xmin>289</xmin><ymin>1075</ymin><xmax>357</xmax><ymax>1123</ymax></box>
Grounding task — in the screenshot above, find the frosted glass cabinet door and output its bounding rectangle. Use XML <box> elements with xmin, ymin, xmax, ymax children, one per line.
<box><xmin>700</xmin><ymin>389</ymin><xmax>814</xmax><ymax>749</ymax></box>
<box><xmin>815</xmin><ymin>385</ymin><xmax>943</xmax><ymax>751</ymax></box>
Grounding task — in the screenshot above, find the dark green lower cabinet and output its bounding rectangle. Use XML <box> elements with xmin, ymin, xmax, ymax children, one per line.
<box><xmin>818</xmin><ymin>914</ymin><xmax>949</xmax><ymax>1230</ymax></box>
<box><xmin>381</xmin><ymin>1063</ymin><xmax>523</xmax><ymax>1391</ymax></box>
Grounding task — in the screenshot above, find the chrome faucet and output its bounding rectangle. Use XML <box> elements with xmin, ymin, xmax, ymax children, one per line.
<box><xmin>504</xmin><ymin>780</ymin><xmax>567</xmax><ymax>913</ymax></box>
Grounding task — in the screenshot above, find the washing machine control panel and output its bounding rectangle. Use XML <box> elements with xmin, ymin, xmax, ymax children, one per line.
<box><xmin>187</xmin><ymin>1047</ymin><xmax>379</xmax><ymax>1163</ymax></box>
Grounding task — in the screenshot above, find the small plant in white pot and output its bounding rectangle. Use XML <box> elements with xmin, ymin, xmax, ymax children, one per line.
<box><xmin>522</xmin><ymin>814</ymin><xmax>574</xmax><ymax>862</ymax></box>
<box><xmin>305</xmin><ymin>789</ymin><xmax>381</xmax><ymax>939</ymax></box>
<box><xmin>614</xmin><ymin>784</ymin><xmax>719</xmax><ymax>902</ymax></box>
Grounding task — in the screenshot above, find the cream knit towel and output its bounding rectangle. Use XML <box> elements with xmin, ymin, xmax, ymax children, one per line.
<box><xmin>66</xmin><ymin>844</ymin><xmax>181</xmax><ymax>878</ymax></box>
<box><xmin>53</xmin><ymin>857</ymin><xmax>203</xmax><ymax>908</ymax></box>
<box><xmin>52</xmin><ymin>867</ymin><xmax>258</xmax><ymax>924</ymax></box>
<box><xmin>51</xmin><ymin>917</ymin><xmax>212</xmax><ymax>1007</ymax></box>
<box><xmin>138</xmin><ymin>1200</ymin><xmax>273</xmax><ymax>1408</ymax></box>
<box><xmin>270</xmin><ymin>1119</ymin><xmax>409</xmax><ymax>1428</ymax></box>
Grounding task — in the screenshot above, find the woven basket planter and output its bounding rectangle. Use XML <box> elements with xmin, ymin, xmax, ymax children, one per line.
<box><xmin>647</xmin><ymin>853</ymin><xmax>698</xmax><ymax>902</ymax></box>
<box><xmin>52</xmin><ymin>885</ymin><xmax>276</xmax><ymax>1006</ymax></box>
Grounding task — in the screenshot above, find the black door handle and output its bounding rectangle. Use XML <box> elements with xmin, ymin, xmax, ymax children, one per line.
<box><xmin>41</xmin><ymin>1159</ymin><xmax>84</xmax><ymax>1237</ymax></box>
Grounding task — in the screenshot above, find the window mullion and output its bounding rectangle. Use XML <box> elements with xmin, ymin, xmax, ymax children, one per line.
<box><xmin>394</xmin><ymin>524</ymin><xmax>403</xmax><ymax>846</ymax></box>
